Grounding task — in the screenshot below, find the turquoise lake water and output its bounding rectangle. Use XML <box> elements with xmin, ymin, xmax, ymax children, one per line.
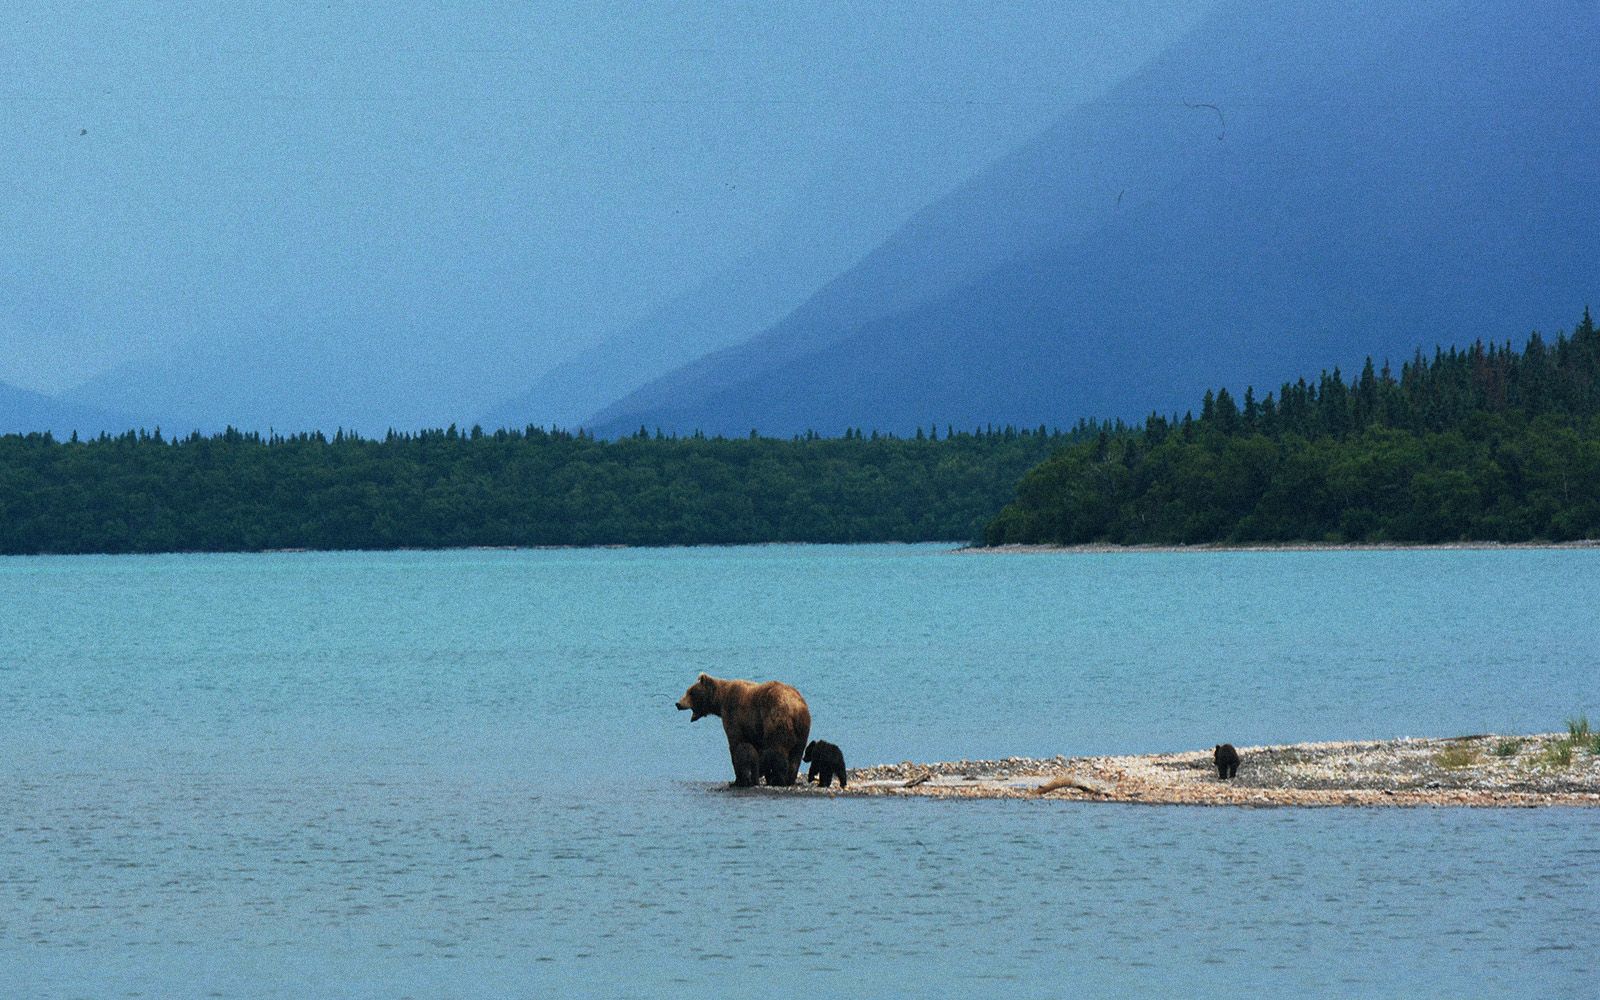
<box><xmin>3</xmin><ymin>545</ymin><xmax>1598</xmax><ymax>998</ymax></box>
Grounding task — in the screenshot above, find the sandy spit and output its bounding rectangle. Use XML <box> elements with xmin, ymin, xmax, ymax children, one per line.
<box><xmin>960</xmin><ymin>541</ymin><xmax>1600</xmax><ymax>555</ymax></box>
<box><xmin>746</xmin><ymin>734</ymin><xmax>1600</xmax><ymax>807</ymax></box>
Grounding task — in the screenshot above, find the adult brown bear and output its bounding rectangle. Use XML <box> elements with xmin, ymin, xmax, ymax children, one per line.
<box><xmin>675</xmin><ymin>673</ymin><xmax>811</xmax><ymax>787</ymax></box>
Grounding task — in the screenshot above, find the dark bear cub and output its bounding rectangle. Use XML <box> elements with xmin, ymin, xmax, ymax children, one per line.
<box><xmin>803</xmin><ymin>740</ymin><xmax>847</xmax><ymax>789</ymax></box>
<box><xmin>1213</xmin><ymin>743</ymin><xmax>1241</xmax><ymax>780</ymax></box>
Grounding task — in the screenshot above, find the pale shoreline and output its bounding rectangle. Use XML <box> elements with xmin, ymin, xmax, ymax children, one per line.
<box><xmin>961</xmin><ymin>540</ymin><xmax>1600</xmax><ymax>555</ymax></box>
<box><xmin>748</xmin><ymin>733</ymin><xmax>1600</xmax><ymax>807</ymax></box>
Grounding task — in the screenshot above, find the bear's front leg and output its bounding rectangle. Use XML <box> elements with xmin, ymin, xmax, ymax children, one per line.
<box><xmin>730</xmin><ymin>741</ymin><xmax>760</xmax><ymax>787</ymax></box>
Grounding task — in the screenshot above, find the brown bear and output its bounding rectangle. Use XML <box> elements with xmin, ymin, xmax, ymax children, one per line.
<box><xmin>1213</xmin><ymin>743</ymin><xmax>1241</xmax><ymax>780</ymax></box>
<box><xmin>675</xmin><ymin>673</ymin><xmax>811</xmax><ymax>787</ymax></box>
<box><xmin>803</xmin><ymin>740</ymin><xmax>847</xmax><ymax>788</ymax></box>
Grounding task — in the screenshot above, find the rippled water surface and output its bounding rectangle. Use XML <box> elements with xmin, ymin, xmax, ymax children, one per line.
<box><xmin>3</xmin><ymin>545</ymin><xmax>1598</xmax><ymax>997</ymax></box>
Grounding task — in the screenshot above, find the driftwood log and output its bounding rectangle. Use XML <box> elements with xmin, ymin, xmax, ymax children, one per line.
<box><xmin>1035</xmin><ymin>774</ymin><xmax>1117</xmax><ymax>796</ymax></box>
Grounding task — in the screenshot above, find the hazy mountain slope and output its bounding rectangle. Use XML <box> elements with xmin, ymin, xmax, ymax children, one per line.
<box><xmin>58</xmin><ymin>322</ymin><xmax>541</xmax><ymax>436</ymax></box>
<box><xmin>0</xmin><ymin>380</ymin><xmax>140</xmax><ymax>437</ymax></box>
<box><xmin>475</xmin><ymin>235</ymin><xmax>853</xmax><ymax>431</ymax></box>
<box><xmin>586</xmin><ymin>85</ymin><xmax>1198</xmax><ymax>430</ymax></box>
<box><xmin>592</xmin><ymin>0</ymin><xmax>1600</xmax><ymax>437</ymax></box>
<box><xmin>475</xmin><ymin>96</ymin><xmax>1147</xmax><ymax>433</ymax></box>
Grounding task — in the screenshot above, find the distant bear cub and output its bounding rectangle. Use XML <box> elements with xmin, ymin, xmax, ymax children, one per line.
<box><xmin>1213</xmin><ymin>743</ymin><xmax>1241</xmax><ymax>780</ymax></box>
<box><xmin>803</xmin><ymin>740</ymin><xmax>847</xmax><ymax>789</ymax></box>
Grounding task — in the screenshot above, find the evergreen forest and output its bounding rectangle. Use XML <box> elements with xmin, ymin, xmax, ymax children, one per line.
<box><xmin>0</xmin><ymin>424</ymin><xmax>1070</xmax><ymax>554</ymax></box>
<box><xmin>6</xmin><ymin>310</ymin><xmax>1598</xmax><ymax>555</ymax></box>
<box><xmin>985</xmin><ymin>310</ymin><xmax>1600</xmax><ymax>546</ymax></box>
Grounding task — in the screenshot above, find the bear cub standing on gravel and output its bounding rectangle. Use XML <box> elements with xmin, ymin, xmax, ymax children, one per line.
<box><xmin>1213</xmin><ymin>743</ymin><xmax>1241</xmax><ymax>780</ymax></box>
<box><xmin>803</xmin><ymin>740</ymin><xmax>848</xmax><ymax>789</ymax></box>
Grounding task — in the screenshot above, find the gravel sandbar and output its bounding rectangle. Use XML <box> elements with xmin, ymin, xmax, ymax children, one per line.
<box><xmin>747</xmin><ymin>734</ymin><xmax>1600</xmax><ymax>807</ymax></box>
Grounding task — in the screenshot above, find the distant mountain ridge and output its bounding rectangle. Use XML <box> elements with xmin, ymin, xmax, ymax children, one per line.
<box><xmin>589</xmin><ymin>0</ymin><xmax>1600</xmax><ymax>438</ymax></box>
<box><xmin>0</xmin><ymin>380</ymin><xmax>140</xmax><ymax>438</ymax></box>
<box><xmin>475</xmin><ymin>236</ymin><xmax>854</xmax><ymax>432</ymax></box>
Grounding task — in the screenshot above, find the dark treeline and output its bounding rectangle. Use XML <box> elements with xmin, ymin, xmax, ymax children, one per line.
<box><xmin>986</xmin><ymin>309</ymin><xmax>1600</xmax><ymax>546</ymax></box>
<box><xmin>0</xmin><ymin>422</ymin><xmax>1089</xmax><ymax>555</ymax></box>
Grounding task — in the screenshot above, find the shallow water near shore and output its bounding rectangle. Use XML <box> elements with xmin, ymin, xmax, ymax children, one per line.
<box><xmin>4</xmin><ymin>545</ymin><xmax>1598</xmax><ymax>997</ymax></box>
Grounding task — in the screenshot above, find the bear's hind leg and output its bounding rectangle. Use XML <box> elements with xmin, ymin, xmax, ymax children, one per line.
<box><xmin>761</xmin><ymin>747</ymin><xmax>792</xmax><ymax>786</ymax></box>
<box><xmin>786</xmin><ymin>749</ymin><xmax>804</xmax><ymax>787</ymax></box>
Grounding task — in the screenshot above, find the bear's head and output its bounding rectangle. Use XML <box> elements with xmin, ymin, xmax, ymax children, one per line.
<box><xmin>802</xmin><ymin>740</ymin><xmax>817</xmax><ymax>762</ymax></box>
<box><xmin>675</xmin><ymin>673</ymin><xmax>719</xmax><ymax>721</ymax></box>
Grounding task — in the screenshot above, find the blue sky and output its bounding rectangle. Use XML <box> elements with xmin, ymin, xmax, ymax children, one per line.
<box><xmin>0</xmin><ymin>1</ymin><xmax>1213</xmax><ymax>417</ymax></box>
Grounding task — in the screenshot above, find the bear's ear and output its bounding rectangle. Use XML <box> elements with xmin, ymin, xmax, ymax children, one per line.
<box><xmin>697</xmin><ymin>672</ymin><xmax>712</xmax><ymax>683</ymax></box>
